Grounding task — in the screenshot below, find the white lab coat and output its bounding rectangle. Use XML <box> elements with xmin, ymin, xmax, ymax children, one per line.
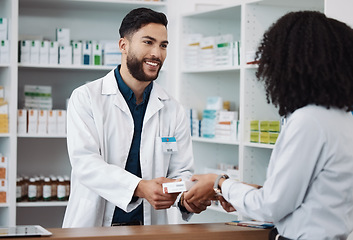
<box><xmin>62</xmin><ymin>70</ymin><xmax>194</xmax><ymax>228</ymax></box>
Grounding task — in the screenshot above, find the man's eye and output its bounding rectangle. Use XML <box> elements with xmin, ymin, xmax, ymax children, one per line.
<box><xmin>161</xmin><ymin>44</ymin><xmax>168</xmax><ymax>49</ymax></box>
<box><xmin>144</xmin><ymin>41</ymin><xmax>152</xmax><ymax>45</ymax></box>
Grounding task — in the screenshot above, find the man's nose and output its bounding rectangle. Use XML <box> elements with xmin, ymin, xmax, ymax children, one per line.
<box><xmin>150</xmin><ymin>45</ymin><xmax>162</xmax><ymax>59</ymax></box>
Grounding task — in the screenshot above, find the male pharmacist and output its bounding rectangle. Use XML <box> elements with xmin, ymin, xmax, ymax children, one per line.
<box><xmin>63</xmin><ymin>8</ymin><xmax>209</xmax><ymax>227</ymax></box>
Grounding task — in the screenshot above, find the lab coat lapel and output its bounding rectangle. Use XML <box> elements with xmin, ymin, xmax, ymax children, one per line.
<box><xmin>101</xmin><ymin>69</ymin><xmax>130</xmax><ymax>115</ymax></box>
<box><xmin>144</xmin><ymin>83</ymin><xmax>169</xmax><ymax>124</ymax></box>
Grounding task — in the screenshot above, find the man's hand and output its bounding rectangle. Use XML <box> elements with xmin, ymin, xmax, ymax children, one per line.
<box><xmin>134</xmin><ymin>177</ymin><xmax>179</xmax><ymax>210</ymax></box>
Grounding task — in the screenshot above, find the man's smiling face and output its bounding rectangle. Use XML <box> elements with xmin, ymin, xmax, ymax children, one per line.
<box><xmin>125</xmin><ymin>23</ymin><xmax>168</xmax><ymax>82</ymax></box>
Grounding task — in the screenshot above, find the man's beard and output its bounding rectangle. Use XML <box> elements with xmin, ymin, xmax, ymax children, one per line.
<box><xmin>126</xmin><ymin>52</ymin><xmax>162</xmax><ymax>82</ymax></box>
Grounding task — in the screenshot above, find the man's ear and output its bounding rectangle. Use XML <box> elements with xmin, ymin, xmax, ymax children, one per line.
<box><xmin>119</xmin><ymin>37</ymin><xmax>128</xmax><ymax>54</ymax></box>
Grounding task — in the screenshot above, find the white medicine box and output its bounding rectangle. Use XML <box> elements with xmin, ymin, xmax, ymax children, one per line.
<box><xmin>49</xmin><ymin>41</ymin><xmax>59</xmax><ymax>64</ymax></box>
<box><xmin>19</xmin><ymin>40</ymin><xmax>31</xmax><ymax>64</ymax></box>
<box><xmin>0</xmin><ymin>40</ymin><xmax>9</xmax><ymax>64</ymax></box>
<box><xmin>59</xmin><ymin>45</ymin><xmax>72</xmax><ymax>65</ymax></box>
<box><xmin>17</xmin><ymin>109</ymin><xmax>27</xmax><ymax>134</ymax></box>
<box><xmin>56</xmin><ymin>110</ymin><xmax>66</xmax><ymax>134</ymax></box>
<box><xmin>30</xmin><ymin>40</ymin><xmax>40</xmax><ymax>64</ymax></box>
<box><xmin>56</xmin><ymin>28</ymin><xmax>70</xmax><ymax>46</ymax></box>
<box><xmin>28</xmin><ymin>109</ymin><xmax>39</xmax><ymax>134</ymax></box>
<box><xmin>0</xmin><ymin>18</ymin><xmax>7</xmax><ymax>40</ymax></box>
<box><xmin>38</xmin><ymin>110</ymin><xmax>48</xmax><ymax>134</ymax></box>
<box><xmin>103</xmin><ymin>41</ymin><xmax>121</xmax><ymax>66</ymax></box>
<box><xmin>47</xmin><ymin>110</ymin><xmax>57</xmax><ymax>134</ymax></box>
<box><xmin>39</xmin><ymin>41</ymin><xmax>50</xmax><ymax>65</ymax></box>
<box><xmin>72</xmin><ymin>41</ymin><xmax>82</xmax><ymax>65</ymax></box>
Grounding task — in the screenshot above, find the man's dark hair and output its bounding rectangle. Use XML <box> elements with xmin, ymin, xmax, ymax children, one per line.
<box><xmin>255</xmin><ymin>11</ymin><xmax>353</xmax><ymax>116</ymax></box>
<box><xmin>119</xmin><ymin>7</ymin><xmax>168</xmax><ymax>39</ymax></box>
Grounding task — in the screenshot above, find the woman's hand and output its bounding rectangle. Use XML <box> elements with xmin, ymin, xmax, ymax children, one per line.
<box><xmin>218</xmin><ymin>196</ymin><xmax>236</xmax><ymax>212</ymax></box>
<box><xmin>183</xmin><ymin>174</ymin><xmax>219</xmax><ymax>204</ymax></box>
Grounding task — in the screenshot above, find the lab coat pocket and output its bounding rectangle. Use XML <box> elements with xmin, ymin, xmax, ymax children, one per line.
<box><xmin>154</xmin><ymin>137</ymin><xmax>171</xmax><ymax>177</ymax></box>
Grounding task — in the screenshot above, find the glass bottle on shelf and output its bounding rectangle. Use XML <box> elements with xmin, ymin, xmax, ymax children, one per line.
<box><xmin>43</xmin><ymin>177</ymin><xmax>52</xmax><ymax>201</ymax></box>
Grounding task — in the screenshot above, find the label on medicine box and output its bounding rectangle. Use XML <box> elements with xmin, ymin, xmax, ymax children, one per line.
<box><xmin>162</xmin><ymin>180</ymin><xmax>195</xmax><ymax>194</ymax></box>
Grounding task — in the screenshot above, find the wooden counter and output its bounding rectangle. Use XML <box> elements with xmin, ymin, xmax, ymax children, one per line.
<box><xmin>11</xmin><ymin>223</ymin><xmax>270</xmax><ymax>240</ymax></box>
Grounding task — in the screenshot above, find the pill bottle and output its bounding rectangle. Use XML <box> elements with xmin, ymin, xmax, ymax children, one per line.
<box><xmin>28</xmin><ymin>177</ymin><xmax>37</xmax><ymax>201</ymax></box>
<box><xmin>64</xmin><ymin>175</ymin><xmax>70</xmax><ymax>200</ymax></box>
<box><xmin>16</xmin><ymin>177</ymin><xmax>23</xmax><ymax>202</ymax></box>
<box><xmin>43</xmin><ymin>177</ymin><xmax>52</xmax><ymax>201</ymax></box>
<box><xmin>50</xmin><ymin>175</ymin><xmax>58</xmax><ymax>200</ymax></box>
<box><xmin>57</xmin><ymin>176</ymin><xmax>66</xmax><ymax>201</ymax></box>
<box><xmin>22</xmin><ymin>175</ymin><xmax>29</xmax><ymax>201</ymax></box>
<box><xmin>34</xmin><ymin>176</ymin><xmax>43</xmax><ymax>201</ymax></box>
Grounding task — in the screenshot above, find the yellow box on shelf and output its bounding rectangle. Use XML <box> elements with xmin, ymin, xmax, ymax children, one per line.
<box><xmin>260</xmin><ymin>121</ymin><xmax>270</xmax><ymax>132</ymax></box>
<box><xmin>260</xmin><ymin>132</ymin><xmax>270</xmax><ymax>144</ymax></box>
<box><xmin>269</xmin><ymin>121</ymin><xmax>280</xmax><ymax>132</ymax></box>
<box><xmin>250</xmin><ymin>131</ymin><xmax>259</xmax><ymax>143</ymax></box>
<box><xmin>250</xmin><ymin>120</ymin><xmax>259</xmax><ymax>131</ymax></box>
<box><xmin>269</xmin><ymin>132</ymin><xmax>279</xmax><ymax>144</ymax></box>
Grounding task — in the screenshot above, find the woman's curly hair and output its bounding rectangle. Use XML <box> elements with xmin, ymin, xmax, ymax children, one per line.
<box><xmin>256</xmin><ymin>11</ymin><xmax>353</xmax><ymax>116</ymax></box>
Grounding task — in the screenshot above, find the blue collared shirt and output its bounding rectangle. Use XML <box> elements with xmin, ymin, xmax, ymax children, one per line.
<box><xmin>112</xmin><ymin>65</ymin><xmax>153</xmax><ymax>225</ymax></box>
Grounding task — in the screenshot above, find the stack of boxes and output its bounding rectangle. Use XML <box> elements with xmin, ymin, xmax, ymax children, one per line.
<box><xmin>18</xmin><ymin>84</ymin><xmax>66</xmax><ymax>135</ymax></box>
<box><xmin>0</xmin><ymin>17</ymin><xmax>9</xmax><ymax>64</ymax></box>
<box><xmin>250</xmin><ymin>120</ymin><xmax>280</xmax><ymax>144</ymax></box>
<box><xmin>198</xmin><ymin>97</ymin><xmax>238</xmax><ymax>140</ymax></box>
<box><xmin>18</xmin><ymin>109</ymin><xmax>66</xmax><ymax>135</ymax></box>
<box><xmin>183</xmin><ymin>33</ymin><xmax>240</xmax><ymax>70</ymax></box>
<box><xmin>0</xmin><ymin>154</ymin><xmax>8</xmax><ymax>203</ymax></box>
<box><xmin>215</xmin><ymin>110</ymin><xmax>238</xmax><ymax>141</ymax></box>
<box><xmin>19</xmin><ymin>27</ymin><xmax>121</xmax><ymax>66</ymax></box>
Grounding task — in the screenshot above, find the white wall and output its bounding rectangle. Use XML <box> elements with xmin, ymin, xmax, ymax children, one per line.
<box><xmin>325</xmin><ymin>0</ymin><xmax>353</xmax><ymax>27</ymax></box>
